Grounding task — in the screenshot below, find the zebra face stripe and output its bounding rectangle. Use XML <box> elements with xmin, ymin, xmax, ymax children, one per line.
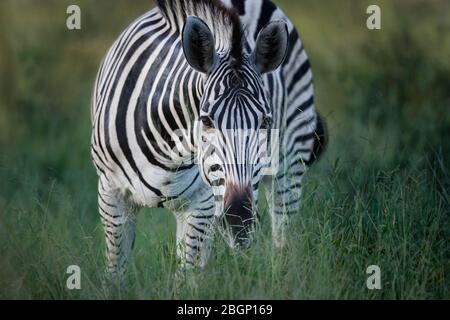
<box><xmin>197</xmin><ymin>57</ymin><xmax>272</xmax><ymax>248</ymax></box>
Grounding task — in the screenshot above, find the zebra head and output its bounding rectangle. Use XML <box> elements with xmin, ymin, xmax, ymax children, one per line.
<box><xmin>182</xmin><ymin>16</ymin><xmax>289</xmax><ymax>249</ymax></box>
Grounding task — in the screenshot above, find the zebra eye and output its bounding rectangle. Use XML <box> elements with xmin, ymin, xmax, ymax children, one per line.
<box><xmin>200</xmin><ymin>116</ymin><xmax>215</xmax><ymax>129</ymax></box>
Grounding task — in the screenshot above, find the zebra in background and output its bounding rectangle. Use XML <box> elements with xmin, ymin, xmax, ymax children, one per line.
<box><xmin>91</xmin><ymin>0</ymin><xmax>327</xmax><ymax>282</ymax></box>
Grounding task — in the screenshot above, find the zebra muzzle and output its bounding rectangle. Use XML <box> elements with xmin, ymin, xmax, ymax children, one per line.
<box><xmin>219</xmin><ymin>184</ymin><xmax>254</xmax><ymax>249</ymax></box>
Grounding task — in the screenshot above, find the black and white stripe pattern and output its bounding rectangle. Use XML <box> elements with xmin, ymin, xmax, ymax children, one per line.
<box><xmin>91</xmin><ymin>0</ymin><xmax>327</xmax><ymax>282</ymax></box>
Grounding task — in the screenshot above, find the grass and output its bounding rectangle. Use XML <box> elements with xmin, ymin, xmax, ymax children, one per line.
<box><xmin>0</xmin><ymin>0</ymin><xmax>449</xmax><ymax>299</ymax></box>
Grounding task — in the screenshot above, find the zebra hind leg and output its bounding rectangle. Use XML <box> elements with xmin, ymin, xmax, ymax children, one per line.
<box><xmin>98</xmin><ymin>178</ymin><xmax>138</xmax><ymax>291</ymax></box>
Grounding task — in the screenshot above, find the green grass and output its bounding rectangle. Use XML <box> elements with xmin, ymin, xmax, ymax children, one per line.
<box><xmin>0</xmin><ymin>0</ymin><xmax>449</xmax><ymax>299</ymax></box>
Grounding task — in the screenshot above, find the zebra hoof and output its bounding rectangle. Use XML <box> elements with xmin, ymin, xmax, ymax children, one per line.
<box><xmin>101</xmin><ymin>272</ymin><xmax>128</xmax><ymax>298</ymax></box>
<box><xmin>273</xmin><ymin>237</ymin><xmax>287</xmax><ymax>250</ymax></box>
<box><xmin>174</xmin><ymin>267</ymin><xmax>199</xmax><ymax>295</ymax></box>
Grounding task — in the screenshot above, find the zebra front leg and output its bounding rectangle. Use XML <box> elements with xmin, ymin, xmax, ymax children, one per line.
<box><xmin>265</xmin><ymin>172</ymin><xmax>304</xmax><ymax>249</ymax></box>
<box><xmin>98</xmin><ymin>178</ymin><xmax>137</xmax><ymax>288</ymax></box>
<box><xmin>173</xmin><ymin>211</ymin><xmax>214</xmax><ymax>292</ymax></box>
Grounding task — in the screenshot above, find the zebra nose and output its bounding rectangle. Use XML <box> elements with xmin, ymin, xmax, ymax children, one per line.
<box><xmin>222</xmin><ymin>183</ymin><xmax>254</xmax><ymax>244</ymax></box>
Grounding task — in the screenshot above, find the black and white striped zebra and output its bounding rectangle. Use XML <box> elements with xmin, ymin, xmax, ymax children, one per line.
<box><xmin>91</xmin><ymin>0</ymin><xmax>327</xmax><ymax>282</ymax></box>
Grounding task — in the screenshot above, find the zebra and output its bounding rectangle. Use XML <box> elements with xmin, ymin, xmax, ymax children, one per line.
<box><xmin>91</xmin><ymin>0</ymin><xmax>327</xmax><ymax>282</ymax></box>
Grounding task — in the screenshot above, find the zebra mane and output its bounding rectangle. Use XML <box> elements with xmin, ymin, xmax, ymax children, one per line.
<box><xmin>157</xmin><ymin>0</ymin><xmax>244</xmax><ymax>65</ymax></box>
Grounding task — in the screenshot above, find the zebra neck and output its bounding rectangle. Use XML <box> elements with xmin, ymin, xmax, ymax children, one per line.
<box><xmin>153</xmin><ymin>68</ymin><xmax>205</xmax><ymax>169</ymax></box>
<box><xmin>157</xmin><ymin>0</ymin><xmax>242</xmax><ymax>54</ymax></box>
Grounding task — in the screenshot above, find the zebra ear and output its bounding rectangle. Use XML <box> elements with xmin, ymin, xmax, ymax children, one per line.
<box><xmin>182</xmin><ymin>16</ymin><xmax>218</xmax><ymax>74</ymax></box>
<box><xmin>252</xmin><ymin>20</ymin><xmax>289</xmax><ymax>74</ymax></box>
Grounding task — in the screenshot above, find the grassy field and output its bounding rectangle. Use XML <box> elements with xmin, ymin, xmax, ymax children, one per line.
<box><xmin>0</xmin><ymin>0</ymin><xmax>449</xmax><ymax>299</ymax></box>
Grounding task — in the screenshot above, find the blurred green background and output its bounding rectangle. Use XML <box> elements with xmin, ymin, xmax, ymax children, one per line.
<box><xmin>0</xmin><ymin>0</ymin><xmax>449</xmax><ymax>299</ymax></box>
